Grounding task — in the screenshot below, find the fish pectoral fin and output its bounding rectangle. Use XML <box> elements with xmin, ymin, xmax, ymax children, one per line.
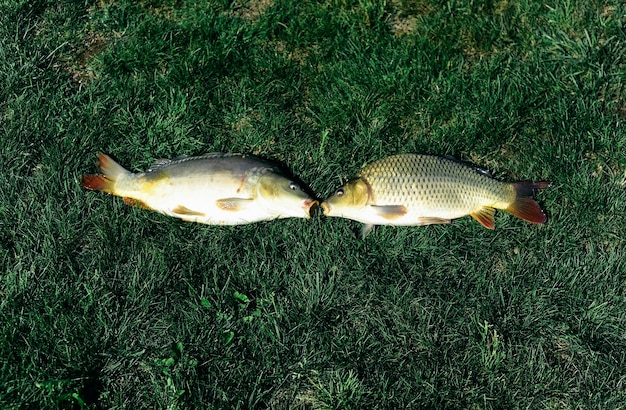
<box><xmin>470</xmin><ymin>207</ymin><xmax>496</xmax><ymax>229</ymax></box>
<box><xmin>417</xmin><ymin>217</ymin><xmax>451</xmax><ymax>226</ymax></box>
<box><xmin>215</xmin><ymin>198</ymin><xmax>254</xmax><ymax>212</ymax></box>
<box><xmin>172</xmin><ymin>205</ymin><xmax>206</xmax><ymax>217</ymax></box>
<box><xmin>371</xmin><ymin>205</ymin><xmax>408</xmax><ymax>220</ymax></box>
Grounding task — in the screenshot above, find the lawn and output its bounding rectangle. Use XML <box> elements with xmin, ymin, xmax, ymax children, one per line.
<box><xmin>1</xmin><ymin>0</ymin><xmax>625</xmax><ymax>408</ymax></box>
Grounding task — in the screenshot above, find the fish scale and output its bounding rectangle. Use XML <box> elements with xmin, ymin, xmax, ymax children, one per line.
<box><xmin>359</xmin><ymin>154</ymin><xmax>513</xmax><ymax>214</ymax></box>
<box><xmin>321</xmin><ymin>153</ymin><xmax>549</xmax><ymax>235</ymax></box>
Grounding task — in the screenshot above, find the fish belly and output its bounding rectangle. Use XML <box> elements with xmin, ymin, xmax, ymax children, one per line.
<box><xmin>366</xmin><ymin>171</ymin><xmax>514</xmax><ymax>226</ymax></box>
<box><xmin>112</xmin><ymin>170</ymin><xmax>272</xmax><ymax>225</ymax></box>
<box><xmin>401</xmin><ymin>189</ymin><xmax>507</xmax><ymax>224</ymax></box>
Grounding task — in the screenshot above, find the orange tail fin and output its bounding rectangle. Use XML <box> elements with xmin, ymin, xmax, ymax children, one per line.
<box><xmin>505</xmin><ymin>181</ymin><xmax>550</xmax><ymax>224</ymax></box>
<box><xmin>81</xmin><ymin>153</ymin><xmax>130</xmax><ymax>194</ymax></box>
<box><xmin>82</xmin><ymin>174</ymin><xmax>114</xmax><ymax>192</ymax></box>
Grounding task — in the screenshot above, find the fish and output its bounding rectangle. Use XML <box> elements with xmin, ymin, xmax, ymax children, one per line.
<box><xmin>82</xmin><ymin>153</ymin><xmax>318</xmax><ymax>225</ymax></box>
<box><xmin>321</xmin><ymin>153</ymin><xmax>549</xmax><ymax>237</ymax></box>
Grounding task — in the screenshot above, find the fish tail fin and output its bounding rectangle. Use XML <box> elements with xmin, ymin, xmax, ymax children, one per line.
<box><xmin>505</xmin><ymin>181</ymin><xmax>550</xmax><ymax>224</ymax></box>
<box><xmin>82</xmin><ymin>153</ymin><xmax>130</xmax><ymax>194</ymax></box>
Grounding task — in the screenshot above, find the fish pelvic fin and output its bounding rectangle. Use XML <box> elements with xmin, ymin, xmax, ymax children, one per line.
<box><xmin>360</xmin><ymin>224</ymin><xmax>375</xmax><ymax>239</ymax></box>
<box><xmin>371</xmin><ymin>205</ymin><xmax>408</xmax><ymax>220</ymax></box>
<box><xmin>505</xmin><ymin>181</ymin><xmax>550</xmax><ymax>224</ymax></box>
<box><xmin>82</xmin><ymin>153</ymin><xmax>131</xmax><ymax>194</ymax></box>
<box><xmin>172</xmin><ymin>205</ymin><xmax>206</xmax><ymax>217</ymax></box>
<box><xmin>470</xmin><ymin>207</ymin><xmax>496</xmax><ymax>229</ymax></box>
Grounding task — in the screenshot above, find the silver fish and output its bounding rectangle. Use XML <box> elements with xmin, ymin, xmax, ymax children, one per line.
<box><xmin>82</xmin><ymin>153</ymin><xmax>317</xmax><ymax>224</ymax></box>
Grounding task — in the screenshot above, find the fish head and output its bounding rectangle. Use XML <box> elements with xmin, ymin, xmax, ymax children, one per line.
<box><xmin>321</xmin><ymin>178</ymin><xmax>369</xmax><ymax>218</ymax></box>
<box><xmin>257</xmin><ymin>172</ymin><xmax>318</xmax><ymax>219</ymax></box>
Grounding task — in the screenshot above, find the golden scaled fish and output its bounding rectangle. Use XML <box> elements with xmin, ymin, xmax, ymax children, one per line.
<box><xmin>321</xmin><ymin>154</ymin><xmax>549</xmax><ymax>236</ymax></box>
<box><xmin>82</xmin><ymin>153</ymin><xmax>318</xmax><ymax>224</ymax></box>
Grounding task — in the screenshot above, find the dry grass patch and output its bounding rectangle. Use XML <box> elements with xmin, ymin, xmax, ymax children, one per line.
<box><xmin>67</xmin><ymin>32</ymin><xmax>107</xmax><ymax>86</ymax></box>
<box><xmin>387</xmin><ymin>0</ymin><xmax>432</xmax><ymax>36</ymax></box>
<box><xmin>231</xmin><ymin>0</ymin><xmax>274</xmax><ymax>22</ymax></box>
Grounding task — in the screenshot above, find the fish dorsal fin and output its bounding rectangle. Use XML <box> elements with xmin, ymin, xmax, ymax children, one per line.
<box><xmin>474</xmin><ymin>166</ymin><xmax>493</xmax><ymax>178</ymax></box>
<box><xmin>170</xmin><ymin>154</ymin><xmax>190</xmax><ymax>162</ymax></box>
<box><xmin>147</xmin><ymin>158</ymin><xmax>172</xmax><ymax>172</ymax></box>
<box><xmin>442</xmin><ymin>155</ymin><xmax>493</xmax><ymax>177</ymax></box>
<box><xmin>470</xmin><ymin>207</ymin><xmax>496</xmax><ymax>229</ymax></box>
<box><xmin>192</xmin><ymin>152</ymin><xmax>245</xmax><ymax>160</ymax></box>
<box><xmin>147</xmin><ymin>153</ymin><xmax>254</xmax><ymax>172</ymax></box>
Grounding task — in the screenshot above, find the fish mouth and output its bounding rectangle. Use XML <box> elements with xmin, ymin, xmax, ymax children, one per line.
<box><xmin>320</xmin><ymin>202</ymin><xmax>331</xmax><ymax>216</ymax></box>
<box><xmin>304</xmin><ymin>199</ymin><xmax>319</xmax><ymax>218</ymax></box>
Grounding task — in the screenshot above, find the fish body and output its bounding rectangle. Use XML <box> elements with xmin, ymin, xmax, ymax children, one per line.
<box><xmin>82</xmin><ymin>153</ymin><xmax>317</xmax><ymax>224</ymax></box>
<box><xmin>321</xmin><ymin>154</ymin><xmax>548</xmax><ymax>235</ymax></box>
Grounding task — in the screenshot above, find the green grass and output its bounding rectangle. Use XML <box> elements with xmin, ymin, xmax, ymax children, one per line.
<box><xmin>1</xmin><ymin>0</ymin><xmax>625</xmax><ymax>408</ymax></box>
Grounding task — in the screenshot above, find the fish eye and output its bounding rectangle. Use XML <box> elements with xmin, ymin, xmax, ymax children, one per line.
<box><xmin>335</xmin><ymin>188</ymin><xmax>344</xmax><ymax>197</ymax></box>
<box><xmin>289</xmin><ymin>182</ymin><xmax>299</xmax><ymax>191</ymax></box>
